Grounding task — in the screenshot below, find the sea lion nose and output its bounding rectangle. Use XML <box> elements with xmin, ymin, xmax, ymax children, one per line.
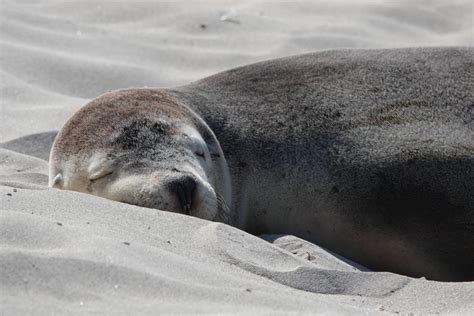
<box><xmin>166</xmin><ymin>175</ymin><xmax>197</xmax><ymax>215</ymax></box>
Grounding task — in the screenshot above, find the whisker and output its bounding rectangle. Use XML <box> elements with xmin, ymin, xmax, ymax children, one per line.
<box><xmin>214</xmin><ymin>192</ymin><xmax>231</xmax><ymax>224</ymax></box>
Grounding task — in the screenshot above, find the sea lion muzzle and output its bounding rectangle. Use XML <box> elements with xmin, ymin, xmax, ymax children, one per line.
<box><xmin>166</xmin><ymin>175</ymin><xmax>197</xmax><ymax>215</ymax></box>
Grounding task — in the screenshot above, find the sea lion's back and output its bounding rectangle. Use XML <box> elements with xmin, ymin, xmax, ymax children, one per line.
<box><xmin>178</xmin><ymin>47</ymin><xmax>472</xmax><ymax>164</ymax></box>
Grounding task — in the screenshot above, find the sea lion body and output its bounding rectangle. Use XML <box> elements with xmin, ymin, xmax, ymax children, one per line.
<box><xmin>50</xmin><ymin>47</ymin><xmax>474</xmax><ymax>281</ymax></box>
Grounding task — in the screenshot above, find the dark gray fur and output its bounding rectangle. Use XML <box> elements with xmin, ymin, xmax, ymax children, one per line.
<box><xmin>169</xmin><ymin>47</ymin><xmax>473</xmax><ymax>281</ymax></box>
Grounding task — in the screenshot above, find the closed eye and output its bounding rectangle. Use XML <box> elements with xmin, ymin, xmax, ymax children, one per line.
<box><xmin>194</xmin><ymin>148</ymin><xmax>206</xmax><ymax>159</ymax></box>
<box><xmin>89</xmin><ymin>171</ymin><xmax>113</xmax><ymax>182</ymax></box>
<box><xmin>194</xmin><ymin>151</ymin><xmax>206</xmax><ymax>160</ymax></box>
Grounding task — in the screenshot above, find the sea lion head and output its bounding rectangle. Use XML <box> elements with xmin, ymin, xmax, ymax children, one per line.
<box><xmin>49</xmin><ymin>89</ymin><xmax>232</xmax><ymax>223</ymax></box>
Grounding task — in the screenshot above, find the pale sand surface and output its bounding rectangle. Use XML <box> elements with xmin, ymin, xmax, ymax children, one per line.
<box><xmin>1</xmin><ymin>0</ymin><xmax>473</xmax><ymax>314</ymax></box>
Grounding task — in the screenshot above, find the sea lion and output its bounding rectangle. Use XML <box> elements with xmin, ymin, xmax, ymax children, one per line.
<box><xmin>49</xmin><ymin>47</ymin><xmax>474</xmax><ymax>281</ymax></box>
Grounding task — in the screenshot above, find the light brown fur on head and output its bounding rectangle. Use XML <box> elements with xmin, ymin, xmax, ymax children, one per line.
<box><xmin>51</xmin><ymin>89</ymin><xmax>189</xmax><ymax>159</ymax></box>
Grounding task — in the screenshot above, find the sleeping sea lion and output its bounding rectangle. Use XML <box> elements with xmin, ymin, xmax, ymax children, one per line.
<box><xmin>50</xmin><ymin>47</ymin><xmax>474</xmax><ymax>281</ymax></box>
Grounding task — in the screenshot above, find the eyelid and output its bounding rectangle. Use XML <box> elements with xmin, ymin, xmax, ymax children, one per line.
<box><xmin>88</xmin><ymin>159</ymin><xmax>115</xmax><ymax>182</ymax></box>
<box><xmin>195</xmin><ymin>151</ymin><xmax>205</xmax><ymax>158</ymax></box>
<box><xmin>191</xmin><ymin>140</ymin><xmax>206</xmax><ymax>158</ymax></box>
<box><xmin>89</xmin><ymin>170</ymin><xmax>113</xmax><ymax>182</ymax></box>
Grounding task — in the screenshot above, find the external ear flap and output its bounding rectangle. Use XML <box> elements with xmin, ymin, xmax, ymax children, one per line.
<box><xmin>50</xmin><ymin>173</ymin><xmax>64</xmax><ymax>188</ymax></box>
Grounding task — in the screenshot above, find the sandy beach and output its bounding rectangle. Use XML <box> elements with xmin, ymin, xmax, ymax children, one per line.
<box><xmin>1</xmin><ymin>0</ymin><xmax>473</xmax><ymax>314</ymax></box>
